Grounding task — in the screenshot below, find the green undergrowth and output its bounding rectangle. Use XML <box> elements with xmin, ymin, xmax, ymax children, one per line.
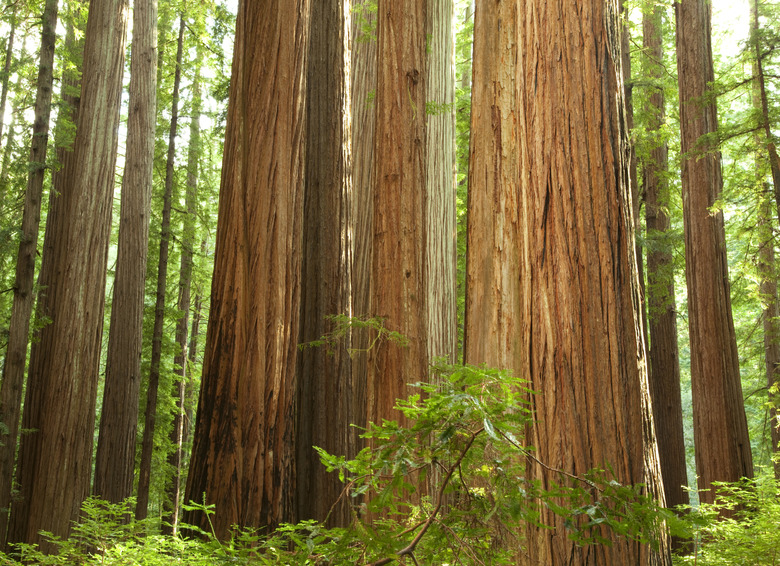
<box><xmin>1</xmin><ymin>362</ymin><xmax>773</xmax><ymax>565</ymax></box>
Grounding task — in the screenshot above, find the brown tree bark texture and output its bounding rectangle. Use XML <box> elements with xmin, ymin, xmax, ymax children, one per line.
<box><xmin>367</xmin><ymin>0</ymin><xmax>428</xmax><ymax>428</ymax></box>
<box><xmin>7</xmin><ymin>0</ymin><xmax>127</xmax><ymax>550</ymax></box>
<box><xmin>183</xmin><ymin>0</ymin><xmax>310</xmax><ymax>538</ymax></box>
<box><xmin>675</xmin><ymin>0</ymin><xmax>754</xmax><ymax>503</ymax></box>
<box><xmin>0</xmin><ymin>0</ymin><xmax>58</xmax><ymax>545</ymax></box>
<box><xmin>296</xmin><ymin>0</ymin><xmax>353</xmax><ymax>526</ymax></box>
<box><xmin>517</xmin><ymin>0</ymin><xmax>657</xmax><ymax>562</ymax></box>
<box><xmin>94</xmin><ymin>0</ymin><xmax>157</xmax><ymax>506</ymax></box>
<box><xmin>464</xmin><ymin>0</ymin><xmax>521</xmax><ymax>371</ymax></box>
<box><xmin>643</xmin><ymin>3</ymin><xmax>690</xmax><ymax>519</ymax></box>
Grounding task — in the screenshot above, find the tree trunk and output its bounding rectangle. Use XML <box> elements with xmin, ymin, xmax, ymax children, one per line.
<box><xmin>426</xmin><ymin>0</ymin><xmax>457</xmax><ymax>366</ymax></box>
<box><xmin>517</xmin><ymin>0</ymin><xmax>668</xmax><ymax>562</ymax></box>
<box><xmin>93</xmin><ymin>0</ymin><xmax>157</xmax><ymax>508</ymax></box>
<box><xmin>0</xmin><ymin>0</ymin><xmax>58</xmax><ymax>545</ymax></box>
<box><xmin>0</xmin><ymin>5</ymin><xmax>16</xmax><ymax>157</ymax></box>
<box><xmin>366</xmin><ymin>0</ymin><xmax>428</xmax><ymax>429</ymax></box>
<box><xmin>350</xmin><ymin>0</ymin><xmax>377</xmax><ymax>439</ymax></box>
<box><xmin>642</xmin><ymin>0</ymin><xmax>690</xmax><ymax>540</ymax></box>
<box><xmin>463</xmin><ymin>0</ymin><xmax>520</xmax><ymax>371</ymax></box>
<box><xmin>182</xmin><ymin>0</ymin><xmax>310</xmax><ymax>538</ymax></box>
<box><xmin>296</xmin><ymin>0</ymin><xmax>353</xmax><ymax>527</ymax></box>
<box><xmin>6</xmin><ymin>0</ymin><xmax>127</xmax><ymax>550</ymax></box>
<box><xmin>135</xmin><ymin>13</ymin><xmax>184</xmax><ymax>521</ymax></box>
<box><xmin>162</xmin><ymin>57</ymin><xmax>201</xmax><ymax>535</ymax></box>
<box><xmin>675</xmin><ymin>0</ymin><xmax>754</xmax><ymax>505</ymax></box>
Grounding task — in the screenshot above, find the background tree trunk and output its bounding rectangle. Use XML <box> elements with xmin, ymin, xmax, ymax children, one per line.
<box><xmin>6</xmin><ymin>0</ymin><xmax>127</xmax><ymax>549</ymax></box>
<box><xmin>93</xmin><ymin>0</ymin><xmax>157</xmax><ymax>508</ymax></box>
<box><xmin>367</xmin><ymin>0</ymin><xmax>428</xmax><ymax>429</ymax></box>
<box><xmin>296</xmin><ymin>0</ymin><xmax>353</xmax><ymax>527</ymax></box>
<box><xmin>642</xmin><ymin>0</ymin><xmax>690</xmax><ymax>534</ymax></box>
<box><xmin>182</xmin><ymin>0</ymin><xmax>310</xmax><ymax>538</ymax></box>
<box><xmin>675</xmin><ymin>0</ymin><xmax>754</xmax><ymax>504</ymax></box>
<box><xmin>136</xmin><ymin>13</ymin><xmax>184</xmax><ymax>521</ymax></box>
<box><xmin>0</xmin><ymin>0</ymin><xmax>58</xmax><ymax>544</ymax></box>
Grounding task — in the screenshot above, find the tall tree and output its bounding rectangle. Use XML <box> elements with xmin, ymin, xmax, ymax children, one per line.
<box><xmin>0</xmin><ymin>3</ymin><xmax>17</xmax><ymax>156</ymax></box>
<box><xmin>0</xmin><ymin>0</ymin><xmax>58</xmax><ymax>544</ymax></box>
<box><xmin>642</xmin><ymin>0</ymin><xmax>690</xmax><ymax>528</ymax></box>
<box><xmin>515</xmin><ymin>0</ymin><xmax>668</xmax><ymax>561</ymax></box>
<box><xmin>183</xmin><ymin>0</ymin><xmax>311</xmax><ymax>538</ymax></box>
<box><xmin>136</xmin><ymin>13</ymin><xmax>184</xmax><ymax>521</ymax></box>
<box><xmin>366</xmin><ymin>0</ymin><xmax>428</xmax><ymax>428</ymax></box>
<box><xmin>296</xmin><ymin>0</ymin><xmax>353</xmax><ymax>527</ymax></box>
<box><xmin>675</xmin><ymin>0</ymin><xmax>754</xmax><ymax>504</ymax></box>
<box><xmin>93</xmin><ymin>0</ymin><xmax>157</xmax><ymax>507</ymax></box>
<box><xmin>463</xmin><ymin>0</ymin><xmax>520</xmax><ymax>370</ymax></box>
<box><xmin>162</xmin><ymin>49</ymin><xmax>203</xmax><ymax>535</ymax></box>
<box><xmin>6</xmin><ymin>0</ymin><xmax>127</xmax><ymax>550</ymax></box>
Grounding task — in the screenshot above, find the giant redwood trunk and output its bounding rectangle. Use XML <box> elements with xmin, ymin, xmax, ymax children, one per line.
<box><xmin>366</xmin><ymin>0</ymin><xmax>428</xmax><ymax>428</ymax></box>
<box><xmin>94</xmin><ymin>0</ymin><xmax>157</xmax><ymax>507</ymax></box>
<box><xmin>182</xmin><ymin>0</ymin><xmax>310</xmax><ymax>538</ymax></box>
<box><xmin>6</xmin><ymin>0</ymin><xmax>127</xmax><ymax>550</ymax></box>
<box><xmin>463</xmin><ymin>0</ymin><xmax>520</xmax><ymax>371</ymax></box>
<box><xmin>675</xmin><ymin>0</ymin><xmax>754</xmax><ymax>504</ymax></box>
<box><xmin>643</xmin><ymin>2</ymin><xmax>690</xmax><ymax>524</ymax></box>
<box><xmin>516</xmin><ymin>0</ymin><xmax>667</xmax><ymax>562</ymax></box>
<box><xmin>296</xmin><ymin>0</ymin><xmax>353</xmax><ymax>526</ymax></box>
<box><xmin>0</xmin><ymin>0</ymin><xmax>58</xmax><ymax>544</ymax></box>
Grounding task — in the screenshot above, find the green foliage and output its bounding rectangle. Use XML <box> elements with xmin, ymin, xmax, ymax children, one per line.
<box><xmin>299</xmin><ymin>314</ymin><xmax>409</xmax><ymax>357</ymax></box>
<box><xmin>352</xmin><ymin>0</ymin><xmax>378</xmax><ymax>43</ymax></box>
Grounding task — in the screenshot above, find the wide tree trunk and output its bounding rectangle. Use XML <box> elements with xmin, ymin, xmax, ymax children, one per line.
<box><xmin>643</xmin><ymin>1</ymin><xmax>690</xmax><ymax>531</ymax></box>
<box><xmin>93</xmin><ymin>0</ymin><xmax>157</xmax><ymax>508</ymax></box>
<box><xmin>136</xmin><ymin>13</ymin><xmax>184</xmax><ymax>521</ymax></box>
<box><xmin>463</xmin><ymin>0</ymin><xmax>520</xmax><ymax>371</ymax></box>
<box><xmin>296</xmin><ymin>0</ymin><xmax>353</xmax><ymax>527</ymax></box>
<box><xmin>0</xmin><ymin>0</ymin><xmax>58</xmax><ymax>544</ymax></box>
<box><xmin>182</xmin><ymin>0</ymin><xmax>310</xmax><ymax>538</ymax></box>
<box><xmin>6</xmin><ymin>0</ymin><xmax>127</xmax><ymax>550</ymax></box>
<box><xmin>366</xmin><ymin>0</ymin><xmax>428</xmax><ymax>428</ymax></box>
<box><xmin>517</xmin><ymin>0</ymin><xmax>668</xmax><ymax>562</ymax></box>
<box><xmin>675</xmin><ymin>0</ymin><xmax>754</xmax><ymax>504</ymax></box>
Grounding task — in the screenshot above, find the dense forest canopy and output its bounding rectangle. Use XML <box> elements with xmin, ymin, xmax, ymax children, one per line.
<box><xmin>0</xmin><ymin>0</ymin><xmax>779</xmax><ymax>563</ymax></box>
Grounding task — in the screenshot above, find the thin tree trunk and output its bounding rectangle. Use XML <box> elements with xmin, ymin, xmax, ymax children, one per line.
<box><xmin>6</xmin><ymin>0</ymin><xmax>127</xmax><ymax>549</ymax></box>
<box><xmin>94</xmin><ymin>0</ymin><xmax>157</xmax><ymax>508</ymax></box>
<box><xmin>517</xmin><ymin>0</ymin><xmax>668</xmax><ymax>562</ymax></box>
<box><xmin>182</xmin><ymin>0</ymin><xmax>311</xmax><ymax>538</ymax></box>
<box><xmin>162</xmin><ymin>59</ymin><xmax>201</xmax><ymax>535</ymax></box>
<box><xmin>367</xmin><ymin>0</ymin><xmax>428</xmax><ymax>429</ymax></box>
<box><xmin>136</xmin><ymin>13</ymin><xmax>184</xmax><ymax>521</ymax></box>
<box><xmin>296</xmin><ymin>0</ymin><xmax>353</xmax><ymax>527</ymax></box>
<box><xmin>675</xmin><ymin>0</ymin><xmax>754</xmax><ymax>506</ymax></box>
<box><xmin>350</xmin><ymin>0</ymin><xmax>377</xmax><ymax>440</ymax></box>
<box><xmin>643</xmin><ymin>2</ymin><xmax>690</xmax><ymax>549</ymax></box>
<box><xmin>0</xmin><ymin>0</ymin><xmax>58</xmax><ymax>545</ymax></box>
<box><xmin>0</xmin><ymin>5</ymin><xmax>17</xmax><ymax>157</ymax></box>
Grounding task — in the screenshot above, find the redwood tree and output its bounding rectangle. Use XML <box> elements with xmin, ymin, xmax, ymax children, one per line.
<box><xmin>182</xmin><ymin>0</ymin><xmax>310</xmax><ymax>538</ymax></box>
<box><xmin>675</xmin><ymin>0</ymin><xmax>754</xmax><ymax>504</ymax></box>
<box><xmin>6</xmin><ymin>0</ymin><xmax>127</xmax><ymax>549</ymax></box>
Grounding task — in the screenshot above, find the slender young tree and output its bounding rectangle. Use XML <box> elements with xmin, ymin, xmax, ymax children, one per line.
<box><xmin>0</xmin><ymin>3</ymin><xmax>17</xmax><ymax>156</ymax></box>
<box><xmin>366</xmin><ymin>0</ymin><xmax>428</xmax><ymax>428</ymax></box>
<box><xmin>515</xmin><ymin>0</ymin><xmax>669</xmax><ymax>561</ymax></box>
<box><xmin>162</xmin><ymin>51</ymin><xmax>203</xmax><ymax>535</ymax></box>
<box><xmin>643</xmin><ymin>1</ymin><xmax>690</xmax><ymax>528</ymax></box>
<box><xmin>296</xmin><ymin>0</ymin><xmax>353</xmax><ymax>527</ymax></box>
<box><xmin>676</xmin><ymin>0</ymin><xmax>754</xmax><ymax>504</ymax></box>
<box><xmin>0</xmin><ymin>0</ymin><xmax>58</xmax><ymax>544</ymax></box>
<box><xmin>183</xmin><ymin>0</ymin><xmax>311</xmax><ymax>538</ymax></box>
<box><xmin>136</xmin><ymin>13</ymin><xmax>184</xmax><ymax>521</ymax></box>
<box><xmin>6</xmin><ymin>0</ymin><xmax>127</xmax><ymax>549</ymax></box>
<box><xmin>93</xmin><ymin>0</ymin><xmax>157</xmax><ymax>507</ymax></box>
